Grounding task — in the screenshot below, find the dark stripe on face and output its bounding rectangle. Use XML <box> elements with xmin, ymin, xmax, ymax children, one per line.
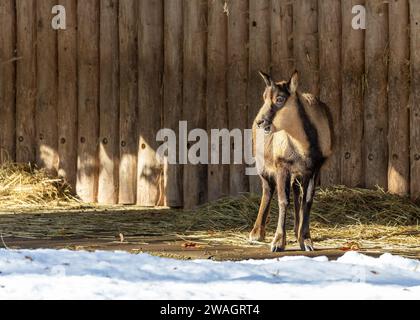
<box><xmin>261</xmin><ymin>83</ymin><xmax>290</xmax><ymax>126</ymax></box>
<box><xmin>296</xmin><ymin>97</ymin><xmax>325</xmax><ymax>169</ymax></box>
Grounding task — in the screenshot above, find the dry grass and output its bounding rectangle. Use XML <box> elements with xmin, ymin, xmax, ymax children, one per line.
<box><xmin>0</xmin><ymin>163</ymin><xmax>418</xmax><ymax>255</ymax></box>
<box><xmin>174</xmin><ymin>190</ymin><xmax>420</xmax><ymax>252</ymax></box>
<box><xmin>0</xmin><ymin>163</ymin><xmax>90</xmax><ymax>210</ymax></box>
<box><xmin>191</xmin><ymin>187</ymin><xmax>420</xmax><ymax>230</ymax></box>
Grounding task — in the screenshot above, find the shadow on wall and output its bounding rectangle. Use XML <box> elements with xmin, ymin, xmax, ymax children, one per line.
<box><xmin>1</xmin><ymin>0</ymin><xmax>419</xmax><ymax>208</ymax></box>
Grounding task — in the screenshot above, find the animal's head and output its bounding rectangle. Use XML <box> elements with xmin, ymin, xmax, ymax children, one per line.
<box><xmin>255</xmin><ymin>70</ymin><xmax>299</xmax><ymax>133</ymax></box>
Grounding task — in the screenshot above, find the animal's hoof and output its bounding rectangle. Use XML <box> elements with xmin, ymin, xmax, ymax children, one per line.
<box><xmin>249</xmin><ymin>228</ymin><xmax>266</xmax><ymax>243</ymax></box>
<box><xmin>305</xmin><ymin>245</ymin><xmax>314</xmax><ymax>252</ymax></box>
<box><xmin>271</xmin><ymin>233</ymin><xmax>286</xmax><ymax>252</ymax></box>
<box><xmin>300</xmin><ymin>239</ymin><xmax>314</xmax><ymax>252</ymax></box>
<box><xmin>271</xmin><ymin>243</ymin><xmax>286</xmax><ymax>253</ymax></box>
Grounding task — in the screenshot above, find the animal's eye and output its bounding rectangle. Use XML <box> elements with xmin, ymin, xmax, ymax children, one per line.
<box><xmin>276</xmin><ymin>96</ymin><xmax>286</xmax><ymax>106</ymax></box>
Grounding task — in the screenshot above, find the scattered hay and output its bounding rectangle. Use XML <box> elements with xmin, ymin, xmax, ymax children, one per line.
<box><xmin>190</xmin><ymin>186</ymin><xmax>420</xmax><ymax>230</ymax></box>
<box><xmin>176</xmin><ymin>187</ymin><xmax>420</xmax><ymax>252</ymax></box>
<box><xmin>313</xmin><ymin>187</ymin><xmax>420</xmax><ymax>226</ymax></box>
<box><xmin>0</xmin><ymin>163</ymin><xmax>418</xmax><ymax>255</ymax></box>
<box><xmin>0</xmin><ymin>163</ymin><xmax>90</xmax><ymax>210</ymax></box>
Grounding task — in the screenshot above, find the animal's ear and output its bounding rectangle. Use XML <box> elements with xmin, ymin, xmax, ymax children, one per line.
<box><xmin>288</xmin><ymin>70</ymin><xmax>299</xmax><ymax>94</ymax></box>
<box><xmin>259</xmin><ymin>71</ymin><xmax>272</xmax><ymax>87</ymax></box>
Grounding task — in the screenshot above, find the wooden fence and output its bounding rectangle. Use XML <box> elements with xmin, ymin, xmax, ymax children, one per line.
<box><xmin>0</xmin><ymin>0</ymin><xmax>419</xmax><ymax>208</ymax></box>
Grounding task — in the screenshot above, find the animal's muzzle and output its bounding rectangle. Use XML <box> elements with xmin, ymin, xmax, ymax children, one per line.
<box><xmin>256</xmin><ymin>119</ymin><xmax>272</xmax><ymax>134</ymax></box>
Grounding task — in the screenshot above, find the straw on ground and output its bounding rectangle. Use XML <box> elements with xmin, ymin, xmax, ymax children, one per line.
<box><xmin>0</xmin><ymin>163</ymin><xmax>419</xmax><ymax>255</ymax></box>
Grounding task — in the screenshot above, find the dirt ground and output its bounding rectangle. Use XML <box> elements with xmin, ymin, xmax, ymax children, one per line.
<box><xmin>0</xmin><ymin>207</ymin><xmax>419</xmax><ymax>261</ymax></box>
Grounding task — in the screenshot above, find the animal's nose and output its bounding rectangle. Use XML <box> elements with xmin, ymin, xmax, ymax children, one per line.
<box><xmin>257</xmin><ymin>119</ymin><xmax>271</xmax><ymax>129</ymax></box>
<box><xmin>256</xmin><ymin>119</ymin><xmax>267</xmax><ymax>128</ymax></box>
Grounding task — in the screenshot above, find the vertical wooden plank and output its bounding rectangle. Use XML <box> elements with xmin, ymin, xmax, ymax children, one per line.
<box><xmin>16</xmin><ymin>0</ymin><xmax>36</xmax><ymax>164</ymax></box>
<box><xmin>98</xmin><ymin>0</ymin><xmax>119</xmax><ymax>204</ymax></box>
<box><xmin>388</xmin><ymin>0</ymin><xmax>410</xmax><ymax>196</ymax></box>
<box><xmin>227</xmin><ymin>0</ymin><xmax>249</xmax><ymax>196</ymax></box>
<box><xmin>36</xmin><ymin>0</ymin><xmax>58</xmax><ymax>173</ymax></box>
<box><xmin>77</xmin><ymin>0</ymin><xmax>100</xmax><ymax>202</ymax></box>
<box><xmin>410</xmin><ymin>0</ymin><xmax>420</xmax><ymax>201</ymax></box>
<box><xmin>183</xmin><ymin>0</ymin><xmax>208</xmax><ymax>208</ymax></box>
<box><xmin>293</xmin><ymin>0</ymin><xmax>319</xmax><ymax>94</ymax></box>
<box><xmin>163</xmin><ymin>0</ymin><xmax>183</xmax><ymax>207</ymax></box>
<box><xmin>137</xmin><ymin>0</ymin><xmax>164</xmax><ymax>206</ymax></box>
<box><xmin>249</xmin><ymin>0</ymin><xmax>270</xmax><ymax>194</ymax></box>
<box><xmin>271</xmin><ymin>0</ymin><xmax>294</xmax><ymax>81</ymax></box>
<box><xmin>319</xmin><ymin>0</ymin><xmax>342</xmax><ymax>186</ymax></box>
<box><xmin>0</xmin><ymin>0</ymin><xmax>16</xmax><ymax>163</ymax></box>
<box><xmin>207</xmin><ymin>0</ymin><xmax>229</xmax><ymax>201</ymax></box>
<box><xmin>364</xmin><ymin>0</ymin><xmax>388</xmax><ymax>189</ymax></box>
<box><xmin>119</xmin><ymin>0</ymin><xmax>138</xmax><ymax>205</ymax></box>
<box><xmin>58</xmin><ymin>0</ymin><xmax>78</xmax><ymax>189</ymax></box>
<box><xmin>341</xmin><ymin>0</ymin><xmax>365</xmax><ymax>187</ymax></box>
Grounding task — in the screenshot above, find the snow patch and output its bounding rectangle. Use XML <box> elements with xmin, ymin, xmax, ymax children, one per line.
<box><xmin>0</xmin><ymin>249</ymin><xmax>419</xmax><ymax>300</ymax></box>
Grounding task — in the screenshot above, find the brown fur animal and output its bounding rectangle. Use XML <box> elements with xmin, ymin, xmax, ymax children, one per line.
<box><xmin>250</xmin><ymin>71</ymin><xmax>333</xmax><ymax>252</ymax></box>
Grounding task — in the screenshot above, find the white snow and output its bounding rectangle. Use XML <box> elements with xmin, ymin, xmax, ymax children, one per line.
<box><xmin>0</xmin><ymin>249</ymin><xmax>419</xmax><ymax>300</ymax></box>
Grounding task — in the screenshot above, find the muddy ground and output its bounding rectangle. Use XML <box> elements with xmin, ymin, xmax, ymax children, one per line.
<box><xmin>0</xmin><ymin>207</ymin><xmax>419</xmax><ymax>261</ymax></box>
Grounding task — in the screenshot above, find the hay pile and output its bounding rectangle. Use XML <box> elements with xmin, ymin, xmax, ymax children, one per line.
<box><xmin>191</xmin><ymin>187</ymin><xmax>420</xmax><ymax>229</ymax></box>
<box><xmin>0</xmin><ymin>163</ymin><xmax>86</xmax><ymax>210</ymax></box>
<box><xmin>179</xmin><ymin>188</ymin><xmax>420</xmax><ymax>252</ymax></box>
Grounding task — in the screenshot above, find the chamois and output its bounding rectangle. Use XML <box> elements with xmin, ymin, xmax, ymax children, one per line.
<box><xmin>249</xmin><ymin>71</ymin><xmax>333</xmax><ymax>252</ymax></box>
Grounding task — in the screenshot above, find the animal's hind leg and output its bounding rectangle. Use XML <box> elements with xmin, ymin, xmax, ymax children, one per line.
<box><xmin>271</xmin><ymin>169</ymin><xmax>291</xmax><ymax>252</ymax></box>
<box><xmin>292</xmin><ymin>178</ymin><xmax>302</xmax><ymax>240</ymax></box>
<box><xmin>249</xmin><ymin>176</ymin><xmax>275</xmax><ymax>242</ymax></box>
<box><xmin>297</xmin><ymin>172</ymin><xmax>318</xmax><ymax>251</ymax></box>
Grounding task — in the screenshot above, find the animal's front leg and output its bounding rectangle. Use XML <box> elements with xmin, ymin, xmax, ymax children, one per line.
<box><xmin>297</xmin><ymin>173</ymin><xmax>318</xmax><ymax>252</ymax></box>
<box><xmin>292</xmin><ymin>178</ymin><xmax>302</xmax><ymax>240</ymax></box>
<box><xmin>249</xmin><ymin>177</ymin><xmax>275</xmax><ymax>242</ymax></box>
<box><xmin>271</xmin><ymin>169</ymin><xmax>290</xmax><ymax>252</ymax></box>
